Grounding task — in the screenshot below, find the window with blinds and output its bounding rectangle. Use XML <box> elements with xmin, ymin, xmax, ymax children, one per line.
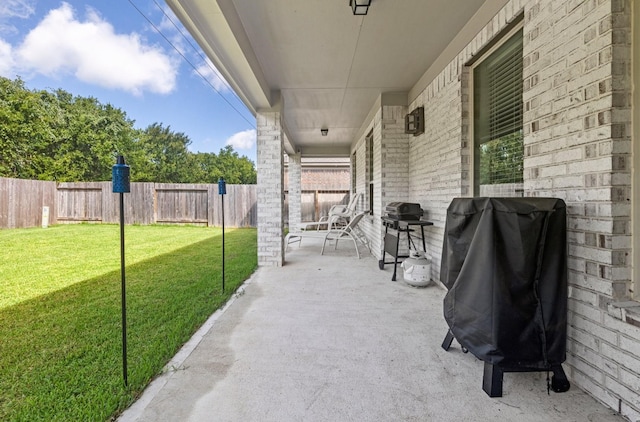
<box><xmin>351</xmin><ymin>152</ymin><xmax>357</xmax><ymax>193</ymax></box>
<box><xmin>366</xmin><ymin>131</ymin><xmax>374</xmax><ymax>214</ymax></box>
<box><xmin>473</xmin><ymin>28</ymin><xmax>524</xmax><ymax>196</ymax></box>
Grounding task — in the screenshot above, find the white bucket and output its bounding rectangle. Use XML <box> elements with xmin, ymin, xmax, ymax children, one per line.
<box><xmin>401</xmin><ymin>251</ymin><xmax>432</xmax><ymax>287</ymax></box>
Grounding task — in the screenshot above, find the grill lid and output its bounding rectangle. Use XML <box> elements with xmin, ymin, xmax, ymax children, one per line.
<box><xmin>385</xmin><ymin>202</ymin><xmax>423</xmax><ymax>220</ymax></box>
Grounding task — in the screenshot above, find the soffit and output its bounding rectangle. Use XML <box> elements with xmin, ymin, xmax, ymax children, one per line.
<box><xmin>167</xmin><ymin>0</ymin><xmax>504</xmax><ymax>156</ymax></box>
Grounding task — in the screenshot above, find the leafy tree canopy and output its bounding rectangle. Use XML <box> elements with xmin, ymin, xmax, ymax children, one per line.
<box><xmin>0</xmin><ymin>76</ymin><xmax>256</xmax><ymax>184</ymax></box>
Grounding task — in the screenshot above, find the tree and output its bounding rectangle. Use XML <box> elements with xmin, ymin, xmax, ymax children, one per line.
<box><xmin>0</xmin><ymin>77</ymin><xmax>59</xmax><ymax>179</ymax></box>
<box><xmin>190</xmin><ymin>146</ymin><xmax>256</xmax><ymax>184</ymax></box>
<box><xmin>0</xmin><ymin>77</ymin><xmax>140</xmax><ymax>181</ymax></box>
<box><xmin>478</xmin><ymin>132</ymin><xmax>523</xmax><ymax>185</ymax></box>
<box><xmin>215</xmin><ymin>145</ymin><xmax>256</xmax><ymax>184</ymax></box>
<box><xmin>0</xmin><ymin>76</ymin><xmax>257</xmax><ymax>183</ymax></box>
<box><xmin>136</xmin><ymin>123</ymin><xmax>192</xmax><ymax>183</ymax></box>
<box><xmin>46</xmin><ymin>92</ymin><xmax>139</xmax><ymax>181</ymax></box>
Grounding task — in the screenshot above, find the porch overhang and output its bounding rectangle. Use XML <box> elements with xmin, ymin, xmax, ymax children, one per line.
<box><xmin>165</xmin><ymin>0</ymin><xmax>510</xmax><ymax>157</ymax></box>
<box><xmin>166</xmin><ymin>0</ymin><xmax>272</xmax><ymax>112</ymax></box>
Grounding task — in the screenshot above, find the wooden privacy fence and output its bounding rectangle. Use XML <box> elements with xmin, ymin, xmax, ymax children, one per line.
<box><xmin>57</xmin><ymin>182</ymin><xmax>257</xmax><ymax>227</ymax></box>
<box><xmin>0</xmin><ymin>178</ymin><xmax>57</xmax><ymax>229</ymax></box>
<box><xmin>1</xmin><ymin>177</ymin><xmax>350</xmax><ymax>229</ymax></box>
<box><xmin>287</xmin><ymin>190</ymin><xmax>349</xmax><ymax>223</ymax></box>
<box><xmin>0</xmin><ymin>177</ymin><xmax>257</xmax><ymax>229</ymax></box>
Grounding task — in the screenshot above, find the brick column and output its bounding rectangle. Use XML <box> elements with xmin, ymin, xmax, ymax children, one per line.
<box><xmin>381</xmin><ymin>105</ymin><xmax>410</xmax><ymax>205</ymax></box>
<box><xmin>257</xmin><ymin>110</ymin><xmax>284</xmax><ymax>267</ymax></box>
<box><xmin>287</xmin><ymin>152</ymin><xmax>302</xmax><ymax>228</ymax></box>
<box><xmin>381</xmin><ymin>105</ymin><xmax>411</xmax><ymax>258</ymax></box>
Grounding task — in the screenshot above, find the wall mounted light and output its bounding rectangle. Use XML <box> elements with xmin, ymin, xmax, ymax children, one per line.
<box><xmin>349</xmin><ymin>0</ymin><xmax>371</xmax><ymax>15</ymax></box>
<box><xmin>405</xmin><ymin>106</ymin><xmax>424</xmax><ymax>136</ymax></box>
<box><xmin>321</xmin><ymin>128</ymin><xmax>329</xmax><ymax>136</ymax></box>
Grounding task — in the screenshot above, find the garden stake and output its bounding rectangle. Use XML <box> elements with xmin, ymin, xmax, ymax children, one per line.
<box><xmin>218</xmin><ymin>178</ymin><xmax>226</xmax><ymax>293</ymax></box>
<box><xmin>113</xmin><ymin>155</ymin><xmax>130</xmax><ymax>387</ymax></box>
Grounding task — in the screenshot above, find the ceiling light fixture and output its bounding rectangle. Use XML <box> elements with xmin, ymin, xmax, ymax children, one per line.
<box><xmin>321</xmin><ymin>128</ymin><xmax>329</xmax><ymax>136</ymax></box>
<box><xmin>349</xmin><ymin>0</ymin><xmax>371</xmax><ymax>15</ymax></box>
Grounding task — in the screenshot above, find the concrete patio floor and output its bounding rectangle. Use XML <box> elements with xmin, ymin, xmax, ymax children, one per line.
<box><xmin>118</xmin><ymin>237</ymin><xmax>625</xmax><ymax>422</ymax></box>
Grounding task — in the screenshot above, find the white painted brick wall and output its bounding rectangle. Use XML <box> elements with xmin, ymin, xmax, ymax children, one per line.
<box><xmin>350</xmin><ymin>0</ymin><xmax>638</xmax><ymax>418</ymax></box>
<box><xmin>352</xmin><ymin>116</ymin><xmax>378</xmax><ymax>255</ymax></box>
<box><xmin>287</xmin><ymin>152</ymin><xmax>302</xmax><ymax>228</ymax></box>
<box><xmin>523</xmin><ymin>1</ymin><xmax>636</xmax><ymax>418</ymax></box>
<box><xmin>257</xmin><ymin>111</ymin><xmax>284</xmax><ymax>267</ymax></box>
<box><xmin>353</xmin><ymin>106</ymin><xmax>412</xmax><ymax>260</ymax></box>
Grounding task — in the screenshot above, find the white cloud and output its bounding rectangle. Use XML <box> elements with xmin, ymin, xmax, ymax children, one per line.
<box><xmin>0</xmin><ymin>0</ymin><xmax>35</xmax><ymax>20</ymax></box>
<box><xmin>0</xmin><ymin>39</ymin><xmax>15</xmax><ymax>76</ymax></box>
<box><xmin>154</xmin><ymin>6</ymin><xmax>228</xmax><ymax>94</ymax></box>
<box><xmin>226</xmin><ymin>129</ymin><xmax>256</xmax><ymax>150</ymax></box>
<box><xmin>158</xmin><ymin>5</ymin><xmax>179</xmax><ymax>33</ymax></box>
<box><xmin>0</xmin><ymin>0</ymin><xmax>35</xmax><ymax>39</ymax></box>
<box><xmin>9</xmin><ymin>3</ymin><xmax>177</xmax><ymax>95</ymax></box>
<box><xmin>157</xmin><ymin>5</ymin><xmax>188</xmax><ymax>56</ymax></box>
<box><xmin>195</xmin><ymin>57</ymin><xmax>231</xmax><ymax>92</ymax></box>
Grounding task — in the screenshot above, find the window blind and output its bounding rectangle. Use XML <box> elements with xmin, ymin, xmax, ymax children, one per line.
<box><xmin>474</xmin><ymin>29</ymin><xmax>523</xmax><ymax>144</ymax></box>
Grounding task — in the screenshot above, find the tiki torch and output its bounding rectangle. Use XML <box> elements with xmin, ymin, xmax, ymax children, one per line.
<box><xmin>218</xmin><ymin>177</ymin><xmax>226</xmax><ymax>293</ymax></box>
<box><xmin>112</xmin><ymin>155</ymin><xmax>130</xmax><ymax>386</ymax></box>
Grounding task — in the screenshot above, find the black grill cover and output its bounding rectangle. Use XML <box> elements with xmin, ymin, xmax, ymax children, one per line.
<box><xmin>441</xmin><ymin>197</ymin><xmax>567</xmax><ymax>368</ymax></box>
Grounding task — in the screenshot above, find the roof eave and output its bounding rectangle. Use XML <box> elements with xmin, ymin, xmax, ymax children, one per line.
<box><xmin>166</xmin><ymin>0</ymin><xmax>273</xmax><ymax>115</ymax></box>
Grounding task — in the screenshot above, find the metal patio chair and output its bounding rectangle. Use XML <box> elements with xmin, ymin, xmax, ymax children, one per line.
<box><xmin>321</xmin><ymin>210</ymin><xmax>370</xmax><ymax>258</ymax></box>
<box><xmin>297</xmin><ymin>192</ymin><xmax>362</xmax><ymax>231</ymax></box>
<box><xmin>285</xmin><ymin>210</ymin><xmax>370</xmax><ymax>258</ymax></box>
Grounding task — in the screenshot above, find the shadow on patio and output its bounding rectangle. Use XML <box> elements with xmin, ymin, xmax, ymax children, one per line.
<box><xmin>119</xmin><ymin>237</ymin><xmax>623</xmax><ymax>422</ymax></box>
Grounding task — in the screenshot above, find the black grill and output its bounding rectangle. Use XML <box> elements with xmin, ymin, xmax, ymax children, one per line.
<box><xmin>384</xmin><ymin>202</ymin><xmax>423</xmax><ymax>222</ymax></box>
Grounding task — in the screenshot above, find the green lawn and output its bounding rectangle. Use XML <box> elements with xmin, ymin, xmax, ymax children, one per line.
<box><xmin>0</xmin><ymin>224</ymin><xmax>257</xmax><ymax>421</ymax></box>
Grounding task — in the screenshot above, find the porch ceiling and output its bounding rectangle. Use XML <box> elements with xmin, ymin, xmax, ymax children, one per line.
<box><xmin>166</xmin><ymin>0</ymin><xmax>508</xmax><ymax>156</ymax></box>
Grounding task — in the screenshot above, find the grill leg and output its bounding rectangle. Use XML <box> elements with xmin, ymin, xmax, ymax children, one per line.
<box><xmin>392</xmin><ymin>234</ymin><xmax>400</xmax><ymax>281</ymax></box>
<box><xmin>551</xmin><ymin>365</ymin><xmax>570</xmax><ymax>393</ymax></box>
<box><xmin>441</xmin><ymin>330</ymin><xmax>455</xmax><ymax>351</ymax></box>
<box><xmin>482</xmin><ymin>362</ymin><xmax>503</xmax><ymax>397</ymax></box>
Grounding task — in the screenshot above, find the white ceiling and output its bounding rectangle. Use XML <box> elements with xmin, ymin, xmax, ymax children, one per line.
<box><xmin>166</xmin><ymin>0</ymin><xmax>508</xmax><ymax>156</ymax></box>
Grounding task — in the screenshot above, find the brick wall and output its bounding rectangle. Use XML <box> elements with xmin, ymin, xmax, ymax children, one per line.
<box><xmin>257</xmin><ymin>111</ymin><xmax>284</xmax><ymax>267</ymax></box>
<box><xmin>283</xmin><ymin>158</ymin><xmax>350</xmax><ymax>192</ymax></box>
<box><xmin>523</xmin><ymin>1</ymin><xmax>637</xmax><ymax>418</ymax></box>
<box><xmin>287</xmin><ymin>153</ymin><xmax>302</xmax><ymax>228</ymax></box>
<box><xmin>353</xmin><ymin>127</ymin><xmax>369</xmax><ymax>217</ymax></box>
<box><xmin>300</xmin><ymin>169</ymin><xmax>350</xmax><ymax>190</ymax></box>
<box><xmin>381</xmin><ymin>106</ymin><xmax>411</xmax><ymax>206</ymax></box>
<box><xmin>352</xmin><ymin>105</ymin><xmax>412</xmax><ymax>259</ymax></box>
<box><xmin>351</xmin><ymin>0</ymin><xmax>639</xmax><ymax>418</ymax></box>
<box><xmin>353</xmin><ymin>112</ymin><xmax>380</xmax><ymax>254</ymax></box>
<box><xmin>408</xmin><ymin>59</ymin><xmax>469</xmax><ymax>277</ymax></box>
<box><xmin>380</xmin><ymin>105</ymin><xmax>412</xmax><ymax>257</ymax></box>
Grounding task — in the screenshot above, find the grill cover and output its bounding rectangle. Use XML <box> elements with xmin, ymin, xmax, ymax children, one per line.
<box><xmin>440</xmin><ymin>197</ymin><xmax>567</xmax><ymax>368</ymax></box>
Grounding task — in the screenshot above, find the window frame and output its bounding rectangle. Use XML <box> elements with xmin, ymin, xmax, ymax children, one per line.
<box><xmin>469</xmin><ymin>22</ymin><xmax>524</xmax><ymax>197</ymax></box>
<box><xmin>633</xmin><ymin>0</ymin><xmax>639</xmax><ymax>299</ymax></box>
<box><xmin>351</xmin><ymin>152</ymin><xmax>357</xmax><ymax>194</ymax></box>
<box><xmin>366</xmin><ymin>130</ymin><xmax>374</xmax><ymax>215</ymax></box>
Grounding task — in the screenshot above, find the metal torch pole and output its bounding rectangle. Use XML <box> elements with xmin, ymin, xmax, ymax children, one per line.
<box><xmin>119</xmin><ymin>191</ymin><xmax>128</xmax><ymax>387</ymax></box>
<box><xmin>218</xmin><ymin>178</ymin><xmax>226</xmax><ymax>293</ymax></box>
<box><xmin>113</xmin><ymin>155</ymin><xmax>130</xmax><ymax>387</ymax></box>
<box><xmin>222</xmin><ymin>193</ymin><xmax>225</xmax><ymax>292</ymax></box>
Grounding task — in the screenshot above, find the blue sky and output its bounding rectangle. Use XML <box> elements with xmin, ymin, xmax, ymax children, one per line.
<box><xmin>0</xmin><ymin>0</ymin><xmax>257</xmax><ymax>163</ymax></box>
